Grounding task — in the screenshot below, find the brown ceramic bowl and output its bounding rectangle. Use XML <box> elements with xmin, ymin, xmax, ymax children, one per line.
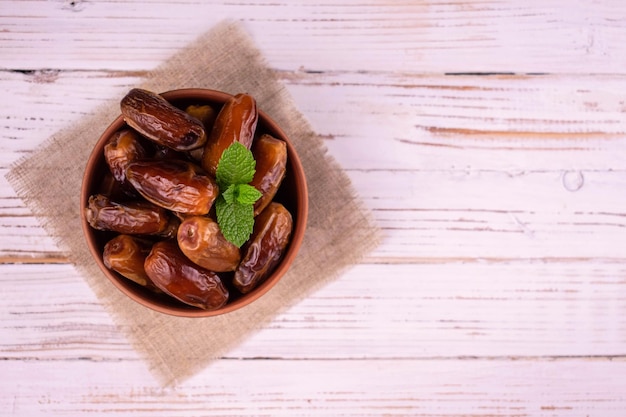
<box><xmin>81</xmin><ymin>88</ymin><xmax>308</xmax><ymax>317</ymax></box>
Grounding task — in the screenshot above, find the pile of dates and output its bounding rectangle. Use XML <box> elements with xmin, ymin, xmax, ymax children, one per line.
<box><xmin>85</xmin><ymin>88</ymin><xmax>293</xmax><ymax>311</ymax></box>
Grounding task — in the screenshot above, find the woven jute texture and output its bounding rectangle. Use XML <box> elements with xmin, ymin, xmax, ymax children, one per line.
<box><xmin>6</xmin><ymin>21</ymin><xmax>381</xmax><ymax>386</ymax></box>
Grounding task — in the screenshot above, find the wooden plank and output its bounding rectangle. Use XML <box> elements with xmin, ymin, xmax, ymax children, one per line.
<box><xmin>1</xmin><ymin>358</ymin><xmax>625</xmax><ymax>416</ymax></box>
<box><xmin>358</xmin><ymin>169</ymin><xmax>626</xmax><ymax>259</ymax></box>
<box><xmin>3</xmin><ymin>262</ymin><xmax>626</xmax><ymax>361</ymax></box>
<box><xmin>0</xmin><ymin>69</ymin><xmax>144</xmax><ymax>260</ymax></box>
<box><xmin>4</xmin><ymin>70</ymin><xmax>626</xmax><ymax>171</ymax></box>
<box><xmin>5</xmin><ymin>164</ymin><xmax>626</xmax><ymax>261</ymax></box>
<box><xmin>1</xmin><ymin>1</ymin><xmax>626</xmax><ymax>73</ymax></box>
<box><xmin>3</xmin><ymin>70</ymin><xmax>626</xmax><ymax>261</ymax></box>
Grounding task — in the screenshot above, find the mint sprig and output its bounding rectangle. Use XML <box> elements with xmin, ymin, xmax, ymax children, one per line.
<box><xmin>215</xmin><ymin>143</ymin><xmax>262</xmax><ymax>247</ymax></box>
<box><xmin>216</xmin><ymin>142</ymin><xmax>256</xmax><ymax>189</ymax></box>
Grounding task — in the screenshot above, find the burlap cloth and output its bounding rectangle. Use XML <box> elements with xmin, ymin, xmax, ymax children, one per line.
<box><xmin>6</xmin><ymin>21</ymin><xmax>381</xmax><ymax>386</ymax></box>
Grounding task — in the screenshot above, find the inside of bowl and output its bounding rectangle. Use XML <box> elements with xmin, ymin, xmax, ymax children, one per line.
<box><xmin>81</xmin><ymin>89</ymin><xmax>307</xmax><ymax>317</ymax></box>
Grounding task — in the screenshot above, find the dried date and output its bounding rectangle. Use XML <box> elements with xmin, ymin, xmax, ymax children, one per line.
<box><xmin>103</xmin><ymin>234</ymin><xmax>158</xmax><ymax>290</ymax></box>
<box><xmin>201</xmin><ymin>93</ymin><xmax>257</xmax><ymax>176</ymax></box>
<box><xmin>250</xmin><ymin>134</ymin><xmax>287</xmax><ymax>216</ymax></box>
<box><xmin>121</xmin><ymin>88</ymin><xmax>207</xmax><ymax>151</ymax></box>
<box><xmin>85</xmin><ymin>194</ymin><xmax>173</xmax><ymax>235</ymax></box>
<box><xmin>185</xmin><ymin>104</ymin><xmax>217</xmax><ymax>131</ymax></box>
<box><xmin>104</xmin><ymin>128</ymin><xmax>148</xmax><ymax>184</ymax></box>
<box><xmin>233</xmin><ymin>202</ymin><xmax>293</xmax><ymax>294</ymax></box>
<box><xmin>144</xmin><ymin>240</ymin><xmax>229</xmax><ymax>310</ymax></box>
<box><xmin>125</xmin><ymin>159</ymin><xmax>219</xmax><ymax>215</ymax></box>
<box><xmin>177</xmin><ymin>216</ymin><xmax>241</xmax><ymax>272</ymax></box>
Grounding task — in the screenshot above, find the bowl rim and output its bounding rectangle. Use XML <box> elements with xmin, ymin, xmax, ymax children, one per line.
<box><xmin>80</xmin><ymin>88</ymin><xmax>308</xmax><ymax>317</ymax></box>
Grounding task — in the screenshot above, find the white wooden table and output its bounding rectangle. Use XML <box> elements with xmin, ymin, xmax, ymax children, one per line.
<box><xmin>2</xmin><ymin>1</ymin><xmax>626</xmax><ymax>415</ymax></box>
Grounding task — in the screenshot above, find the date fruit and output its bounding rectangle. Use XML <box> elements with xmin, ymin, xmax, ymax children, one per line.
<box><xmin>104</xmin><ymin>128</ymin><xmax>148</xmax><ymax>184</ymax></box>
<box><xmin>177</xmin><ymin>216</ymin><xmax>240</xmax><ymax>272</ymax></box>
<box><xmin>233</xmin><ymin>202</ymin><xmax>293</xmax><ymax>294</ymax></box>
<box><xmin>121</xmin><ymin>88</ymin><xmax>207</xmax><ymax>151</ymax></box>
<box><xmin>144</xmin><ymin>240</ymin><xmax>229</xmax><ymax>310</ymax></box>
<box><xmin>201</xmin><ymin>93</ymin><xmax>258</xmax><ymax>176</ymax></box>
<box><xmin>185</xmin><ymin>104</ymin><xmax>217</xmax><ymax>130</ymax></box>
<box><xmin>125</xmin><ymin>159</ymin><xmax>219</xmax><ymax>215</ymax></box>
<box><xmin>250</xmin><ymin>134</ymin><xmax>287</xmax><ymax>216</ymax></box>
<box><xmin>185</xmin><ymin>104</ymin><xmax>218</xmax><ymax>161</ymax></box>
<box><xmin>103</xmin><ymin>234</ymin><xmax>156</xmax><ymax>289</ymax></box>
<box><xmin>86</xmin><ymin>89</ymin><xmax>299</xmax><ymax>311</ymax></box>
<box><xmin>85</xmin><ymin>194</ymin><xmax>173</xmax><ymax>235</ymax></box>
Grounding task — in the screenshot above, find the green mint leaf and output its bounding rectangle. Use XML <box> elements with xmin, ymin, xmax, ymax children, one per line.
<box><xmin>234</xmin><ymin>184</ymin><xmax>262</xmax><ymax>205</ymax></box>
<box><xmin>215</xmin><ymin>142</ymin><xmax>256</xmax><ymax>189</ymax></box>
<box><xmin>214</xmin><ymin>142</ymin><xmax>261</xmax><ymax>247</ymax></box>
<box><xmin>221</xmin><ymin>184</ymin><xmax>262</xmax><ymax>206</ymax></box>
<box><xmin>221</xmin><ymin>184</ymin><xmax>237</xmax><ymax>204</ymax></box>
<box><xmin>215</xmin><ymin>196</ymin><xmax>255</xmax><ymax>247</ymax></box>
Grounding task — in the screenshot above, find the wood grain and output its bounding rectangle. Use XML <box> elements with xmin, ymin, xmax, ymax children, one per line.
<box><xmin>2</xmin><ymin>1</ymin><xmax>626</xmax><ymax>415</ymax></box>
<box><xmin>2</xmin><ymin>71</ymin><xmax>626</xmax><ymax>261</ymax></box>
<box><xmin>3</xmin><ymin>262</ymin><xmax>626</xmax><ymax>360</ymax></box>
<box><xmin>3</xmin><ymin>0</ymin><xmax>626</xmax><ymax>74</ymax></box>
<box><xmin>3</xmin><ymin>359</ymin><xmax>626</xmax><ymax>416</ymax></box>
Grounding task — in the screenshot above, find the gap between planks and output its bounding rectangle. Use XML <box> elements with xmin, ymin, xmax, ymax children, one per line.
<box><xmin>2</xmin><ymin>254</ymin><xmax>626</xmax><ymax>265</ymax></box>
<box><xmin>1</xmin><ymin>354</ymin><xmax>625</xmax><ymax>363</ymax></box>
<box><xmin>0</xmin><ymin>255</ymin><xmax>70</xmax><ymax>265</ymax></box>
